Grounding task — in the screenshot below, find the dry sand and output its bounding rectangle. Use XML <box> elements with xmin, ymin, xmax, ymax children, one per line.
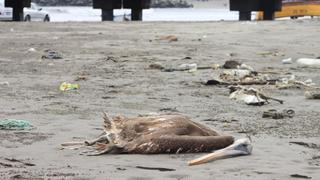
<box><xmin>0</xmin><ymin>20</ymin><xmax>320</xmax><ymax>179</ymax></box>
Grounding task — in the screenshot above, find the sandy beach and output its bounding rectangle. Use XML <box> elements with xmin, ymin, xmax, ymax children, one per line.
<box><xmin>0</xmin><ymin>20</ymin><xmax>320</xmax><ymax>179</ymax></box>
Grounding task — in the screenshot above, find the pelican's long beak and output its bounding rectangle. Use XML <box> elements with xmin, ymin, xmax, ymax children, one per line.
<box><xmin>188</xmin><ymin>138</ymin><xmax>252</xmax><ymax>166</ymax></box>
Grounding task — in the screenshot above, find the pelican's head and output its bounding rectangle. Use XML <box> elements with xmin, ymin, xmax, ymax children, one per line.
<box><xmin>188</xmin><ymin>138</ymin><xmax>252</xmax><ymax>166</ymax></box>
<box><xmin>221</xmin><ymin>138</ymin><xmax>252</xmax><ymax>155</ymax></box>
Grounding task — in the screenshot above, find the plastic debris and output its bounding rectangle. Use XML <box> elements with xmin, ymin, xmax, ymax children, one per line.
<box><xmin>239</xmin><ymin>64</ymin><xmax>254</xmax><ymax>71</ymax></box>
<box><xmin>257</xmin><ymin>51</ymin><xmax>284</xmax><ymax>57</ymax></box>
<box><xmin>229</xmin><ymin>86</ymin><xmax>283</xmax><ymax>106</ymax></box>
<box><xmin>220</xmin><ymin>61</ymin><xmax>256</xmax><ymax>81</ymax></box>
<box><xmin>59</xmin><ymin>82</ymin><xmax>79</xmax><ymax>91</ymax></box>
<box><xmin>262</xmin><ymin>109</ymin><xmax>295</xmax><ymax>119</ymax></box>
<box><xmin>297</xmin><ymin>58</ymin><xmax>320</xmax><ymax>68</ymax></box>
<box><xmin>229</xmin><ymin>88</ymin><xmax>266</xmax><ymax>106</ymax></box>
<box><xmin>221</xmin><ymin>69</ymin><xmax>253</xmax><ymax>80</ymax></box>
<box><xmin>210</xmin><ymin>64</ymin><xmax>220</xmax><ymax>70</ymax></box>
<box><xmin>27</xmin><ymin>48</ymin><xmax>37</xmax><ymax>52</ymax></box>
<box><xmin>177</xmin><ymin>63</ymin><xmax>197</xmax><ymax>72</ymax></box>
<box><xmin>0</xmin><ymin>119</ymin><xmax>31</xmax><ymax>130</ymax></box>
<box><xmin>42</xmin><ymin>50</ymin><xmax>63</xmax><ymax>59</ymax></box>
<box><xmin>282</xmin><ymin>58</ymin><xmax>293</xmax><ymax>64</ymax></box>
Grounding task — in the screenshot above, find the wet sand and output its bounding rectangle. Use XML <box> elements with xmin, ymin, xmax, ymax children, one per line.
<box><xmin>0</xmin><ymin>20</ymin><xmax>320</xmax><ymax>179</ymax></box>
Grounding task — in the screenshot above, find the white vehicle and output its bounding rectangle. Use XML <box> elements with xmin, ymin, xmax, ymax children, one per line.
<box><xmin>0</xmin><ymin>1</ymin><xmax>50</xmax><ymax>21</ymax></box>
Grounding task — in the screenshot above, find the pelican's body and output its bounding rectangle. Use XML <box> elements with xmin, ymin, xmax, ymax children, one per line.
<box><xmin>63</xmin><ymin>113</ymin><xmax>252</xmax><ymax>165</ymax></box>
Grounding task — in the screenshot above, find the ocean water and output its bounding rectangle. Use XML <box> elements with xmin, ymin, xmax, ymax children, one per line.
<box><xmin>43</xmin><ymin>7</ymin><xmax>251</xmax><ymax>22</ymax></box>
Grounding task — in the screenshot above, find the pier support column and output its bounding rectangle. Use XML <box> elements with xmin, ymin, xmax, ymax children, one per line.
<box><xmin>101</xmin><ymin>9</ymin><xmax>114</xmax><ymax>21</ymax></box>
<box><xmin>131</xmin><ymin>9</ymin><xmax>142</xmax><ymax>21</ymax></box>
<box><xmin>262</xmin><ymin>11</ymin><xmax>275</xmax><ymax>20</ymax></box>
<box><xmin>5</xmin><ymin>0</ymin><xmax>30</xmax><ymax>21</ymax></box>
<box><xmin>239</xmin><ymin>11</ymin><xmax>251</xmax><ymax>21</ymax></box>
<box><xmin>12</xmin><ymin>4</ymin><xmax>24</xmax><ymax>21</ymax></box>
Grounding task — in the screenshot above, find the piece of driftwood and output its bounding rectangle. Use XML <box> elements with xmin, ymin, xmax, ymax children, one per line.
<box><xmin>229</xmin><ymin>86</ymin><xmax>283</xmax><ymax>105</ymax></box>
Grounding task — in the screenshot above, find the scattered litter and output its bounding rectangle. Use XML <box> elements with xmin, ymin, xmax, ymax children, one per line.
<box><xmin>210</xmin><ymin>64</ymin><xmax>220</xmax><ymax>70</ymax></box>
<box><xmin>177</xmin><ymin>63</ymin><xmax>197</xmax><ymax>72</ymax></box>
<box><xmin>41</xmin><ymin>50</ymin><xmax>63</xmax><ymax>59</ymax></box>
<box><xmin>282</xmin><ymin>58</ymin><xmax>293</xmax><ymax>64</ymax></box>
<box><xmin>205</xmin><ymin>79</ymin><xmax>224</xmax><ymax>86</ymax></box>
<box><xmin>220</xmin><ymin>61</ymin><xmax>256</xmax><ymax>82</ymax></box>
<box><xmin>149</xmin><ymin>62</ymin><xmax>164</xmax><ymax>70</ymax></box>
<box><xmin>223</xmin><ymin>60</ymin><xmax>241</xmax><ymax>69</ymax></box>
<box><xmin>297</xmin><ymin>58</ymin><xmax>320</xmax><ymax>68</ymax></box>
<box><xmin>290</xmin><ymin>141</ymin><xmax>320</xmax><ymax>149</ymax></box>
<box><xmin>290</xmin><ymin>174</ymin><xmax>312</xmax><ymax>179</ymax></box>
<box><xmin>239</xmin><ymin>63</ymin><xmax>254</xmax><ymax>71</ymax></box>
<box><xmin>59</xmin><ymin>82</ymin><xmax>79</xmax><ymax>91</ymax></box>
<box><xmin>101</xmin><ymin>96</ymin><xmax>116</xmax><ymax>99</ymax></box>
<box><xmin>116</xmin><ymin>167</ymin><xmax>126</xmax><ymax>171</ymax></box>
<box><xmin>262</xmin><ymin>109</ymin><xmax>295</xmax><ymax>119</ymax></box>
<box><xmin>0</xmin><ymin>119</ymin><xmax>31</xmax><ymax>130</ymax></box>
<box><xmin>228</xmin><ymin>53</ymin><xmax>238</xmax><ymax>57</ymax></box>
<box><xmin>221</xmin><ymin>69</ymin><xmax>254</xmax><ymax>80</ymax></box>
<box><xmin>158</xmin><ymin>35</ymin><xmax>178</xmax><ymax>42</ymax></box>
<box><xmin>276</xmin><ymin>76</ymin><xmax>318</xmax><ymax>89</ymax></box>
<box><xmin>183</xmin><ymin>56</ymin><xmax>192</xmax><ymax>60</ymax></box>
<box><xmin>257</xmin><ymin>51</ymin><xmax>284</xmax><ymax>57</ymax></box>
<box><xmin>0</xmin><ymin>81</ymin><xmax>9</xmax><ymax>86</ymax></box>
<box><xmin>163</xmin><ymin>63</ymin><xmax>197</xmax><ymax>72</ymax></box>
<box><xmin>159</xmin><ymin>107</ymin><xmax>179</xmax><ymax>112</ymax></box>
<box><xmin>205</xmin><ymin>77</ymin><xmax>274</xmax><ymax>86</ymax></box>
<box><xmin>136</xmin><ymin>166</ymin><xmax>175</xmax><ymax>172</ymax></box>
<box><xmin>4</xmin><ymin>158</ymin><xmax>35</xmax><ymax>166</ymax></box>
<box><xmin>305</xmin><ymin>90</ymin><xmax>320</xmax><ymax>99</ymax></box>
<box><xmin>229</xmin><ymin>86</ymin><xmax>283</xmax><ymax>106</ymax></box>
<box><xmin>27</xmin><ymin>48</ymin><xmax>37</xmax><ymax>52</ymax></box>
<box><xmin>104</xmin><ymin>56</ymin><xmax>118</xmax><ymax>62</ymax></box>
<box><xmin>229</xmin><ymin>87</ymin><xmax>266</xmax><ymax>106</ymax></box>
<box><xmin>74</xmin><ymin>75</ymin><xmax>87</xmax><ymax>81</ymax></box>
<box><xmin>222</xmin><ymin>60</ymin><xmax>254</xmax><ymax>71</ymax></box>
<box><xmin>61</xmin><ymin>141</ymin><xmax>85</xmax><ymax>150</ymax></box>
<box><xmin>163</xmin><ymin>64</ymin><xmax>219</xmax><ymax>72</ymax></box>
<box><xmin>0</xmin><ymin>162</ymin><xmax>13</xmax><ymax>167</ymax></box>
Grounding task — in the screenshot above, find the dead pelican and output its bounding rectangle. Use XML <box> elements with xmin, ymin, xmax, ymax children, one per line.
<box><xmin>62</xmin><ymin>113</ymin><xmax>252</xmax><ymax>165</ymax></box>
